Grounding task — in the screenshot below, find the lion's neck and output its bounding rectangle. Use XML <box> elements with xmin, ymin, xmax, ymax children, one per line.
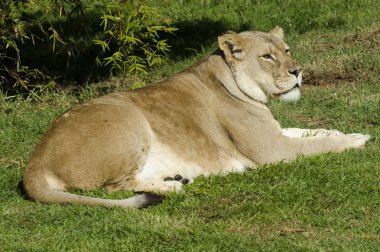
<box><xmin>232</xmin><ymin>70</ymin><xmax>268</xmax><ymax>104</ymax></box>
<box><xmin>199</xmin><ymin>52</ymin><xmax>269</xmax><ymax>107</ymax></box>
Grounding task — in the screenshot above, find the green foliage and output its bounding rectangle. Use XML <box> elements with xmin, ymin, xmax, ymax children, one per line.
<box><xmin>0</xmin><ymin>0</ymin><xmax>176</xmax><ymax>93</ymax></box>
<box><xmin>0</xmin><ymin>0</ymin><xmax>42</xmax><ymax>90</ymax></box>
<box><xmin>0</xmin><ymin>0</ymin><xmax>87</xmax><ymax>91</ymax></box>
<box><xmin>94</xmin><ymin>0</ymin><xmax>177</xmax><ymax>77</ymax></box>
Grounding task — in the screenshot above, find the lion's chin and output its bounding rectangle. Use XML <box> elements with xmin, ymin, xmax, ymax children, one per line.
<box><xmin>278</xmin><ymin>87</ymin><xmax>301</xmax><ymax>102</ymax></box>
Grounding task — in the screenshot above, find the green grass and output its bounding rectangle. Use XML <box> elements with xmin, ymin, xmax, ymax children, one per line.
<box><xmin>1</xmin><ymin>0</ymin><xmax>380</xmax><ymax>251</ymax></box>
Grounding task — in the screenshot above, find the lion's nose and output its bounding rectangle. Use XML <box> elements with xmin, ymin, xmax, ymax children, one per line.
<box><xmin>289</xmin><ymin>68</ymin><xmax>302</xmax><ymax>78</ymax></box>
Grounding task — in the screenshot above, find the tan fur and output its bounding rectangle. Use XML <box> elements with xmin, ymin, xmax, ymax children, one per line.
<box><xmin>23</xmin><ymin>28</ymin><xmax>371</xmax><ymax>208</ymax></box>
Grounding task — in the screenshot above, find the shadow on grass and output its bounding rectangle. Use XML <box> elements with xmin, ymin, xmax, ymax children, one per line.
<box><xmin>19</xmin><ymin>11</ymin><xmax>110</xmax><ymax>86</ymax></box>
<box><xmin>167</xmin><ymin>19</ymin><xmax>253</xmax><ymax>60</ymax></box>
<box><xmin>2</xmin><ymin>17</ymin><xmax>252</xmax><ymax>95</ymax></box>
<box><xmin>17</xmin><ymin>181</ymin><xmax>26</xmax><ymax>199</ymax></box>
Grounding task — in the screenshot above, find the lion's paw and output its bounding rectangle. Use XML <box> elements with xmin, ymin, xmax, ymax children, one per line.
<box><xmin>162</xmin><ymin>180</ymin><xmax>183</xmax><ymax>193</ymax></box>
<box><xmin>344</xmin><ymin>133</ymin><xmax>371</xmax><ymax>149</ymax></box>
<box><xmin>312</xmin><ymin>129</ymin><xmax>344</xmax><ymax>137</ymax></box>
<box><xmin>326</xmin><ymin>129</ymin><xmax>344</xmax><ymax>136</ymax></box>
<box><xmin>164</xmin><ymin>174</ymin><xmax>191</xmax><ymax>185</ymax></box>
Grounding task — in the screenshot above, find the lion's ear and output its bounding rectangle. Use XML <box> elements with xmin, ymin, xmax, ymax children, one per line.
<box><xmin>218</xmin><ymin>31</ymin><xmax>246</xmax><ymax>61</ymax></box>
<box><xmin>270</xmin><ymin>26</ymin><xmax>284</xmax><ymax>39</ymax></box>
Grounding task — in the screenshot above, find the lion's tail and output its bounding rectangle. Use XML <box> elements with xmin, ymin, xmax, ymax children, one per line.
<box><xmin>22</xmin><ymin>167</ymin><xmax>163</xmax><ymax>208</ymax></box>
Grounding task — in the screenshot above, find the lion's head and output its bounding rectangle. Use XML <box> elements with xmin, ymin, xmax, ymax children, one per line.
<box><xmin>218</xmin><ymin>26</ymin><xmax>302</xmax><ymax>103</ymax></box>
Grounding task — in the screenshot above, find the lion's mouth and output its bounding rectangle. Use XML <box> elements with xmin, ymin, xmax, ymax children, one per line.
<box><xmin>280</xmin><ymin>83</ymin><xmax>300</xmax><ymax>95</ymax></box>
<box><xmin>277</xmin><ymin>83</ymin><xmax>301</xmax><ymax>102</ymax></box>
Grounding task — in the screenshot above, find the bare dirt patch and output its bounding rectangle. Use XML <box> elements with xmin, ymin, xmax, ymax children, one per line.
<box><xmin>302</xmin><ymin>70</ymin><xmax>357</xmax><ymax>86</ymax></box>
<box><xmin>343</xmin><ymin>28</ymin><xmax>380</xmax><ymax>49</ymax></box>
<box><xmin>279</xmin><ymin>226</ymin><xmax>313</xmax><ymax>238</ymax></box>
<box><xmin>301</xmin><ymin>28</ymin><xmax>379</xmax><ymax>86</ymax></box>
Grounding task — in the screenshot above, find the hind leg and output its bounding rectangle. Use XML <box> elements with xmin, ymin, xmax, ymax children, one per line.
<box><xmin>102</xmin><ymin>174</ymin><xmax>185</xmax><ymax>208</ymax></box>
<box><xmin>106</xmin><ymin>176</ymin><xmax>184</xmax><ymax>194</ymax></box>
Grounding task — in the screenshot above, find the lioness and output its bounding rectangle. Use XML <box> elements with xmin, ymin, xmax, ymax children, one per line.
<box><xmin>23</xmin><ymin>27</ymin><xmax>371</xmax><ymax>208</ymax></box>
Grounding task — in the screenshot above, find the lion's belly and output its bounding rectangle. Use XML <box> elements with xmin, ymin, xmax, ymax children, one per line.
<box><xmin>135</xmin><ymin>136</ymin><xmax>204</xmax><ymax>182</ymax></box>
<box><xmin>135</xmin><ymin>134</ymin><xmax>252</xmax><ymax>183</ymax></box>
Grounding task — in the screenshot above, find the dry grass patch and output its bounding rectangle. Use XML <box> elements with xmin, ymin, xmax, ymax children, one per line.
<box><xmin>297</xmin><ymin>27</ymin><xmax>380</xmax><ymax>87</ymax></box>
<box><xmin>227</xmin><ymin>221</ymin><xmax>315</xmax><ymax>239</ymax></box>
<box><xmin>343</xmin><ymin>28</ymin><xmax>380</xmax><ymax>49</ymax></box>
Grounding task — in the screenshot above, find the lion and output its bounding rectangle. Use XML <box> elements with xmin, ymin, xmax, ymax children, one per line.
<box><xmin>22</xmin><ymin>27</ymin><xmax>371</xmax><ymax>208</ymax></box>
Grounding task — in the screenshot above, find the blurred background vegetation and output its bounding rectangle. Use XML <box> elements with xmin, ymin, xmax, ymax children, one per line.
<box><xmin>1</xmin><ymin>0</ymin><xmax>378</xmax><ymax>95</ymax></box>
<box><xmin>0</xmin><ymin>0</ymin><xmax>176</xmax><ymax>94</ymax></box>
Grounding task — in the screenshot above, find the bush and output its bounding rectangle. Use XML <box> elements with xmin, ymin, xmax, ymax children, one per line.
<box><xmin>0</xmin><ymin>0</ymin><xmax>42</xmax><ymax>91</ymax></box>
<box><xmin>94</xmin><ymin>0</ymin><xmax>177</xmax><ymax>77</ymax></box>
<box><xmin>0</xmin><ymin>0</ymin><xmax>176</xmax><ymax>93</ymax></box>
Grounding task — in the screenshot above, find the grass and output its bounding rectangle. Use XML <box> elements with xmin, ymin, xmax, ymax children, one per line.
<box><xmin>1</xmin><ymin>0</ymin><xmax>380</xmax><ymax>251</ymax></box>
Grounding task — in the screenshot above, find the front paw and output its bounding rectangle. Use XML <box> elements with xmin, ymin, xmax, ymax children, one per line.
<box><xmin>312</xmin><ymin>129</ymin><xmax>344</xmax><ymax>137</ymax></box>
<box><xmin>344</xmin><ymin>133</ymin><xmax>371</xmax><ymax>149</ymax></box>
<box><xmin>327</xmin><ymin>129</ymin><xmax>344</xmax><ymax>136</ymax></box>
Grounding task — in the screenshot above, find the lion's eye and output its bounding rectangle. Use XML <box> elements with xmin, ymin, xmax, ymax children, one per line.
<box><xmin>285</xmin><ymin>49</ymin><xmax>290</xmax><ymax>54</ymax></box>
<box><xmin>262</xmin><ymin>54</ymin><xmax>273</xmax><ymax>60</ymax></box>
